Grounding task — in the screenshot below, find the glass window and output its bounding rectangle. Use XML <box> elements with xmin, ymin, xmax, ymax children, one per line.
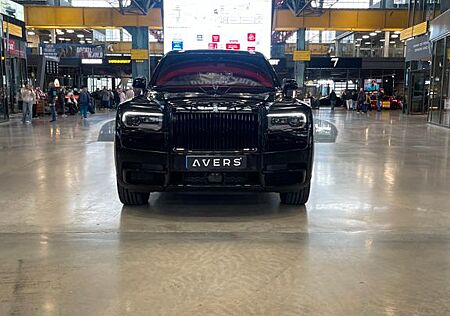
<box><xmin>429</xmin><ymin>38</ymin><xmax>445</xmax><ymax>125</ymax></box>
<box><xmin>442</xmin><ymin>37</ymin><xmax>450</xmax><ymax>127</ymax></box>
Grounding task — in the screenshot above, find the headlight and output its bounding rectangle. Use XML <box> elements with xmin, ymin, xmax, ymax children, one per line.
<box><xmin>121</xmin><ymin>111</ymin><xmax>163</xmax><ymax>131</ymax></box>
<box><xmin>268</xmin><ymin>112</ymin><xmax>307</xmax><ymax>130</ymax></box>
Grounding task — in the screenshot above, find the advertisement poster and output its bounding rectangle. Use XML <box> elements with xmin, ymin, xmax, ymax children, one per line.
<box><xmin>40</xmin><ymin>44</ymin><xmax>104</xmax><ymax>59</ymax></box>
<box><xmin>163</xmin><ymin>0</ymin><xmax>272</xmax><ymax>58</ymax></box>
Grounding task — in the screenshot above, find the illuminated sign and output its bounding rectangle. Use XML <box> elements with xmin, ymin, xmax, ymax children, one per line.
<box><xmin>164</xmin><ymin>0</ymin><xmax>272</xmax><ymax>57</ymax></box>
<box><xmin>130</xmin><ymin>49</ymin><xmax>149</xmax><ymax>60</ymax></box>
<box><xmin>293</xmin><ymin>50</ymin><xmax>311</xmax><ymax>61</ymax></box>
<box><xmin>108</xmin><ymin>59</ymin><xmax>131</xmax><ymax>64</ymax></box>
<box><xmin>81</xmin><ymin>58</ymin><xmax>103</xmax><ymax>64</ymax></box>
<box><xmin>0</xmin><ymin>0</ymin><xmax>24</xmax><ymax>21</ymax></box>
<box><xmin>3</xmin><ymin>21</ymin><xmax>22</xmax><ymax>38</ymax></box>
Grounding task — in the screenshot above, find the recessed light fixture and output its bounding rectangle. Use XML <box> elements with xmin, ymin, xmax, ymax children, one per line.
<box><xmin>370</xmin><ymin>32</ymin><xmax>377</xmax><ymax>36</ymax></box>
<box><xmin>390</xmin><ymin>41</ymin><xmax>396</xmax><ymax>44</ymax></box>
<box><xmin>27</xmin><ymin>31</ymin><xmax>35</xmax><ymax>36</ymax></box>
<box><xmin>355</xmin><ymin>44</ymin><xmax>361</xmax><ymax>47</ymax></box>
<box><xmin>380</xmin><ymin>39</ymin><xmax>385</xmax><ymax>42</ymax></box>
<box><xmin>77</xmin><ymin>34</ymin><xmax>84</xmax><ymax>38</ymax></box>
<box><xmin>375</xmin><ymin>30</ymin><xmax>382</xmax><ymax>33</ymax></box>
<box><xmin>365</xmin><ymin>42</ymin><xmax>371</xmax><ymax>45</ymax></box>
<box><xmin>394</xmin><ymin>31</ymin><xmax>401</xmax><ymax>34</ymax></box>
<box><xmin>362</xmin><ymin>35</ymin><xmax>370</xmax><ymax>39</ymax></box>
<box><xmin>356</xmin><ymin>38</ymin><xmax>362</xmax><ymax>41</ymax></box>
<box><xmin>391</xmin><ymin>34</ymin><xmax>399</xmax><ymax>38</ymax></box>
<box><xmin>66</xmin><ymin>29</ymin><xmax>74</xmax><ymax>33</ymax></box>
<box><xmin>43</xmin><ymin>40</ymin><xmax>49</xmax><ymax>44</ymax></box>
<box><xmin>79</xmin><ymin>40</ymin><xmax>85</xmax><ymax>44</ymax></box>
<box><xmin>65</xmin><ymin>38</ymin><xmax>71</xmax><ymax>41</ymax></box>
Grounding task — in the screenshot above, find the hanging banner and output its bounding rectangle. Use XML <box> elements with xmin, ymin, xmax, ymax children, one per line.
<box><xmin>40</xmin><ymin>44</ymin><xmax>104</xmax><ymax>59</ymax></box>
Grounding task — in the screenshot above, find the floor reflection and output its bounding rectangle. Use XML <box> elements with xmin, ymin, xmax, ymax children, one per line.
<box><xmin>119</xmin><ymin>192</ymin><xmax>309</xmax><ymax>232</ymax></box>
<box><xmin>97</xmin><ymin>120</ymin><xmax>115</xmax><ymax>142</ymax></box>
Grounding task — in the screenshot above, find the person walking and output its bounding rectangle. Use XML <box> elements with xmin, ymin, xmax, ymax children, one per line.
<box><xmin>329</xmin><ymin>90</ymin><xmax>337</xmax><ymax>111</ymax></box>
<box><xmin>79</xmin><ymin>87</ymin><xmax>91</xmax><ymax>119</ymax></box>
<box><xmin>21</xmin><ymin>84</ymin><xmax>36</xmax><ymax>124</ymax></box>
<box><xmin>357</xmin><ymin>88</ymin><xmax>365</xmax><ymax>113</ymax></box>
<box><xmin>48</xmin><ymin>82</ymin><xmax>58</xmax><ymax>122</ymax></box>
<box><xmin>377</xmin><ymin>88</ymin><xmax>384</xmax><ymax>112</ymax></box>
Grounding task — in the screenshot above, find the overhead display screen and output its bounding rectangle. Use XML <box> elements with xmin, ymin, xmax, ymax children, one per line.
<box><xmin>163</xmin><ymin>0</ymin><xmax>272</xmax><ymax>58</ymax></box>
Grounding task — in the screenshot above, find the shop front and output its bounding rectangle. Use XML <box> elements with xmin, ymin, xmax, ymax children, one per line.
<box><xmin>0</xmin><ymin>0</ymin><xmax>27</xmax><ymax>121</ymax></box>
<box><xmin>404</xmin><ymin>34</ymin><xmax>432</xmax><ymax>115</ymax></box>
<box><xmin>428</xmin><ymin>9</ymin><xmax>450</xmax><ymax>128</ymax></box>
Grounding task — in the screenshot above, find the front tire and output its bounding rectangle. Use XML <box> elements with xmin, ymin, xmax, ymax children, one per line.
<box><xmin>280</xmin><ymin>184</ymin><xmax>310</xmax><ymax>205</ymax></box>
<box><xmin>117</xmin><ymin>182</ymin><xmax>150</xmax><ymax>205</ymax></box>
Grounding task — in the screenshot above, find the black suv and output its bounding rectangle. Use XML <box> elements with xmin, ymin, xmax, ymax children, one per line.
<box><xmin>115</xmin><ymin>50</ymin><xmax>313</xmax><ymax>205</ymax></box>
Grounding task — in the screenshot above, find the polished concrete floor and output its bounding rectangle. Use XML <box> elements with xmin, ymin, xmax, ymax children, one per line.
<box><xmin>0</xmin><ymin>110</ymin><xmax>449</xmax><ymax>315</ymax></box>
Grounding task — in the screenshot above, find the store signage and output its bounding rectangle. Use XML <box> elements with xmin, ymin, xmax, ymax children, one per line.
<box><xmin>430</xmin><ymin>9</ymin><xmax>450</xmax><ymax>41</ymax></box>
<box><xmin>81</xmin><ymin>58</ymin><xmax>103</xmax><ymax>64</ymax></box>
<box><xmin>293</xmin><ymin>50</ymin><xmax>311</xmax><ymax>61</ymax></box>
<box><xmin>405</xmin><ymin>34</ymin><xmax>431</xmax><ymax>62</ymax></box>
<box><xmin>130</xmin><ymin>49</ymin><xmax>149</xmax><ymax>60</ymax></box>
<box><xmin>308</xmin><ymin>57</ymin><xmax>362</xmax><ymax>69</ymax></box>
<box><xmin>400</xmin><ymin>27</ymin><xmax>413</xmax><ymax>41</ymax></box>
<box><xmin>412</xmin><ymin>21</ymin><xmax>428</xmax><ymax>37</ymax></box>
<box><xmin>6</xmin><ymin>38</ymin><xmax>25</xmax><ymax>58</ymax></box>
<box><xmin>2</xmin><ymin>21</ymin><xmax>22</xmax><ymax>38</ymax></box>
<box><xmin>40</xmin><ymin>44</ymin><xmax>104</xmax><ymax>59</ymax></box>
<box><xmin>108</xmin><ymin>59</ymin><xmax>131</xmax><ymax>64</ymax></box>
<box><xmin>0</xmin><ymin>0</ymin><xmax>24</xmax><ymax>21</ymax></box>
<box><xmin>164</xmin><ymin>0</ymin><xmax>272</xmax><ymax>57</ymax></box>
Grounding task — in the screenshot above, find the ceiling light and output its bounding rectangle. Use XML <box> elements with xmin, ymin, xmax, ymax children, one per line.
<box><xmin>77</xmin><ymin>34</ymin><xmax>84</xmax><ymax>38</ymax></box>
<box><xmin>27</xmin><ymin>31</ymin><xmax>36</xmax><ymax>36</ymax></box>
<box><xmin>394</xmin><ymin>31</ymin><xmax>401</xmax><ymax>34</ymax></box>
<box><xmin>79</xmin><ymin>40</ymin><xmax>85</xmax><ymax>44</ymax></box>
<box><xmin>375</xmin><ymin>30</ymin><xmax>382</xmax><ymax>33</ymax></box>
<box><xmin>66</xmin><ymin>29</ymin><xmax>74</xmax><ymax>33</ymax></box>
<box><xmin>390</xmin><ymin>41</ymin><xmax>396</xmax><ymax>44</ymax></box>
<box><xmin>380</xmin><ymin>39</ymin><xmax>385</xmax><ymax>42</ymax></box>
<box><xmin>43</xmin><ymin>40</ymin><xmax>49</xmax><ymax>44</ymax></box>
<box><xmin>362</xmin><ymin>35</ymin><xmax>370</xmax><ymax>39</ymax></box>
<box><xmin>356</xmin><ymin>38</ymin><xmax>362</xmax><ymax>41</ymax></box>
<box><xmin>365</xmin><ymin>42</ymin><xmax>371</xmax><ymax>45</ymax></box>
<box><xmin>65</xmin><ymin>38</ymin><xmax>71</xmax><ymax>41</ymax></box>
<box><xmin>355</xmin><ymin>44</ymin><xmax>361</xmax><ymax>47</ymax></box>
<box><xmin>391</xmin><ymin>34</ymin><xmax>399</xmax><ymax>38</ymax></box>
<box><xmin>370</xmin><ymin>32</ymin><xmax>377</xmax><ymax>36</ymax></box>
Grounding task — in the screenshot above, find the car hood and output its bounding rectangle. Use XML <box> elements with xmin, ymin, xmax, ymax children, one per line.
<box><xmin>164</xmin><ymin>95</ymin><xmax>269</xmax><ymax>111</ymax></box>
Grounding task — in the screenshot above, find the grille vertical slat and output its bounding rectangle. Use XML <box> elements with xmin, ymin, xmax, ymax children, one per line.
<box><xmin>173</xmin><ymin>111</ymin><xmax>258</xmax><ymax>151</ymax></box>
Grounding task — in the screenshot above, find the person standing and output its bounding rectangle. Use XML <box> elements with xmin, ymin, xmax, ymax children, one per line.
<box><xmin>357</xmin><ymin>88</ymin><xmax>365</xmax><ymax>113</ymax></box>
<box><xmin>377</xmin><ymin>88</ymin><xmax>384</xmax><ymax>112</ymax></box>
<box><xmin>125</xmin><ymin>88</ymin><xmax>135</xmax><ymax>100</ymax></box>
<box><xmin>351</xmin><ymin>90</ymin><xmax>358</xmax><ymax>111</ymax></box>
<box><xmin>119</xmin><ymin>88</ymin><xmax>126</xmax><ymax>104</ymax></box>
<box><xmin>101</xmin><ymin>87</ymin><xmax>110</xmax><ymax>108</ymax></box>
<box><xmin>79</xmin><ymin>87</ymin><xmax>91</xmax><ymax>119</ymax></box>
<box><xmin>48</xmin><ymin>82</ymin><xmax>58</xmax><ymax>122</ymax></box>
<box><xmin>21</xmin><ymin>84</ymin><xmax>36</xmax><ymax>124</ymax></box>
<box><xmin>329</xmin><ymin>90</ymin><xmax>337</xmax><ymax>111</ymax></box>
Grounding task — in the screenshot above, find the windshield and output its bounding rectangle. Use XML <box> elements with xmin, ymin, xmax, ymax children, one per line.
<box><xmin>151</xmin><ymin>53</ymin><xmax>279</xmax><ymax>92</ymax></box>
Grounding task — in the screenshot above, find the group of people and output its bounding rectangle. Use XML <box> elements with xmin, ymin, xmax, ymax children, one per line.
<box><xmin>329</xmin><ymin>88</ymin><xmax>386</xmax><ymax>113</ymax></box>
<box><xmin>92</xmin><ymin>87</ymin><xmax>134</xmax><ymax>109</ymax></box>
<box><xmin>19</xmin><ymin>84</ymin><xmax>135</xmax><ymax>124</ymax></box>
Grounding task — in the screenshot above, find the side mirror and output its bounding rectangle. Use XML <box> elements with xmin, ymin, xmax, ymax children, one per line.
<box><xmin>132</xmin><ymin>77</ymin><xmax>147</xmax><ymax>90</ymax></box>
<box><xmin>282</xmin><ymin>78</ymin><xmax>298</xmax><ymax>97</ymax></box>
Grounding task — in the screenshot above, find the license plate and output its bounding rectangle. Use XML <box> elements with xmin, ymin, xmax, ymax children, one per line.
<box><xmin>186</xmin><ymin>156</ymin><xmax>247</xmax><ymax>170</ymax></box>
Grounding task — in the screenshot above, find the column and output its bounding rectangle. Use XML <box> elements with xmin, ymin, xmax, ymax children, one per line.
<box><xmin>294</xmin><ymin>29</ymin><xmax>306</xmax><ymax>87</ymax></box>
<box><xmin>125</xmin><ymin>26</ymin><xmax>150</xmax><ymax>81</ymax></box>
<box><xmin>384</xmin><ymin>31</ymin><xmax>390</xmax><ymax>57</ymax></box>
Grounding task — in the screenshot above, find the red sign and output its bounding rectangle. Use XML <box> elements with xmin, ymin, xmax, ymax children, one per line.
<box><xmin>208</xmin><ymin>43</ymin><xmax>218</xmax><ymax>49</ymax></box>
<box><xmin>212</xmin><ymin>35</ymin><xmax>220</xmax><ymax>43</ymax></box>
<box><xmin>226</xmin><ymin>43</ymin><xmax>240</xmax><ymax>50</ymax></box>
<box><xmin>248</xmin><ymin>33</ymin><xmax>256</xmax><ymax>42</ymax></box>
<box><xmin>247</xmin><ymin>46</ymin><xmax>256</xmax><ymax>52</ymax></box>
